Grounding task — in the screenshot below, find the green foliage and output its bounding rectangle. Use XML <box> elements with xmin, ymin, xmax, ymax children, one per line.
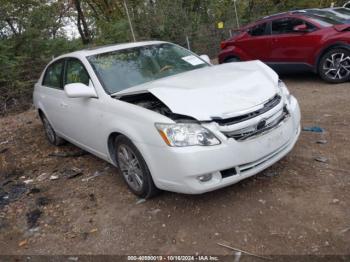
<box><xmin>0</xmin><ymin>0</ymin><xmax>344</xmax><ymax>114</ymax></box>
<box><xmin>94</xmin><ymin>19</ymin><xmax>130</xmax><ymax>44</ymax></box>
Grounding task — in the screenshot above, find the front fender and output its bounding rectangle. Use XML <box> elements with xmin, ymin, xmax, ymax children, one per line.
<box><xmin>101</xmin><ymin>99</ymin><xmax>173</xmax><ymax>163</ymax></box>
<box><xmin>218</xmin><ymin>45</ymin><xmax>251</xmax><ymax>63</ymax></box>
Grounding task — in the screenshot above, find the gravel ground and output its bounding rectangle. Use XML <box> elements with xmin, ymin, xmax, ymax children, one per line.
<box><xmin>0</xmin><ymin>73</ymin><xmax>349</xmax><ymax>257</ymax></box>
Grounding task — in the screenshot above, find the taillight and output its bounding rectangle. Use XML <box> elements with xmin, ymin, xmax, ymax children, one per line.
<box><xmin>220</xmin><ymin>41</ymin><xmax>227</xmax><ymax>50</ymax></box>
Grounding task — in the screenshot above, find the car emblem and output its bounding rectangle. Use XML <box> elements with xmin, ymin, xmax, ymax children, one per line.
<box><xmin>257</xmin><ymin>119</ymin><xmax>267</xmax><ymax>130</ymax></box>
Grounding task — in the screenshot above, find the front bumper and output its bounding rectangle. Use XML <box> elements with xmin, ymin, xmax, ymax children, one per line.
<box><xmin>136</xmin><ymin>96</ymin><xmax>301</xmax><ymax>194</ymax></box>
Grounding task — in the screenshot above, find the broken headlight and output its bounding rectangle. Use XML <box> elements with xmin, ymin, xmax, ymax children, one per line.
<box><xmin>278</xmin><ymin>80</ymin><xmax>292</xmax><ymax>104</ymax></box>
<box><xmin>155</xmin><ymin>123</ymin><xmax>221</xmax><ymax>147</ymax></box>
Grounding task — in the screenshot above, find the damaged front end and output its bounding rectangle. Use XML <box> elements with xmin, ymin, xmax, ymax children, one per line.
<box><xmin>213</xmin><ymin>94</ymin><xmax>290</xmax><ymax>141</ymax></box>
<box><xmin>117</xmin><ymin>92</ymin><xmax>197</xmax><ymax>122</ymax></box>
<box><xmin>117</xmin><ymin>89</ymin><xmax>290</xmax><ymax>144</ymax></box>
<box><xmin>116</xmin><ymin>92</ymin><xmax>221</xmax><ymax>147</ymax></box>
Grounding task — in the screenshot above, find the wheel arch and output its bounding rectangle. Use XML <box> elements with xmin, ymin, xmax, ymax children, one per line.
<box><xmin>219</xmin><ymin>45</ymin><xmax>246</xmax><ymax>63</ymax></box>
<box><xmin>106</xmin><ymin>130</ymin><xmax>160</xmax><ymax>193</ymax></box>
<box><xmin>107</xmin><ymin>131</ymin><xmax>125</xmax><ymax>166</ymax></box>
<box><xmin>107</xmin><ymin>131</ymin><xmax>147</xmax><ymax>166</ymax></box>
<box><xmin>37</xmin><ymin>107</ymin><xmax>53</xmax><ymax>126</ymax></box>
<box><xmin>315</xmin><ymin>42</ymin><xmax>350</xmax><ymax>73</ymax></box>
<box><xmin>38</xmin><ymin>108</ymin><xmax>44</xmax><ymax>120</ymax></box>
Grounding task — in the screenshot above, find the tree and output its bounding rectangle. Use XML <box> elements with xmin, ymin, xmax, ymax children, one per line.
<box><xmin>0</xmin><ymin>0</ymin><xmax>342</xmax><ymax>115</ymax></box>
<box><xmin>74</xmin><ymin>0</ymin><xmax>92</xmax><ymax>44</ymax></box>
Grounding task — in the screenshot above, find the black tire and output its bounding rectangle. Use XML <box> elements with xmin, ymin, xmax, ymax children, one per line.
<box><xmin>318</xmin><ymin>48</ymin><xmax>350</xmax><ymax>83</ymax></box>
<box><xmin>115</xmin><ymin>135</ymin><xmax>159</xmax><ymax>199</ymax></box>
<box><xmin>40</xmin><ymin>114</ymin><xmax>66</xmax><ymax>146</ymax></box>
<box><xmin>224</xmin><ymin>56</ymin><xmax>240</xmax><ymax>63</ymax></box>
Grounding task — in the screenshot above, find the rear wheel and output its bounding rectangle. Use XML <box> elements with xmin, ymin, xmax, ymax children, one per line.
<box><xmin>41</xmin><ymin>114</ymin><xmax>66</xmax><ymax>146</ymax></box>
<box><xmin>115</xmin><ymin>135</ymin><xmax>159</xmax><ymax>198</ymax></box>
<box><xmin>318</xmin><ymin>48</ymin><xmax>350</xmax><ymax>83</ymax></box>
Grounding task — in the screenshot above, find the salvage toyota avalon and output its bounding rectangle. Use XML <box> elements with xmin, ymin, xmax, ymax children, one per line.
<box><xmin>33</xmin><ymin>41</ymin><xmax>301</xmax><ymax>198</ymax></box>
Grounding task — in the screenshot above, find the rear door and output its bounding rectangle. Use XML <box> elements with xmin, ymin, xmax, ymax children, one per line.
<box><xmin>269</xmin><ymin>17</ymin><xmax>321</xmax><ymax>63</ymax></box>
<box><xmin>234</xmin><ymin>22</ymin><xmax>273</xmax><ymax>61</ymax></box>
<box><xmin>40</xmin><ymin>59</ymin><xmax>67</xmax><ymax>133</ymax></box>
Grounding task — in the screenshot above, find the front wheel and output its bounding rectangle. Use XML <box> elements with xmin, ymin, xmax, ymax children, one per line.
<box><xmin>115</xmin><ymin>135</ymin><xmax>159</xmax><ymax>198</ymax></box>
<box><xmin>318</xmin><ymin>48</ymin><xmax>350</xmax><ymax>83</ymax></box>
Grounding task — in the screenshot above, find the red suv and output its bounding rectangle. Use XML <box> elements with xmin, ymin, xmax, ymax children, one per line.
<box><xmin>218</xmin><ymin>11</ymin><xmax>350</xmax><ymax>83</ymax></box>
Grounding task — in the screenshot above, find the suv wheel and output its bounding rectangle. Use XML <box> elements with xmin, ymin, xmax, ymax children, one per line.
<box><xmin>41</xmin><ymin>114</ymin><xmax>66</xmax><ymax>146</ymax></box>
<box><xmin>115</xmin><ymin>135</ymin><xmax>159</xmax><ymax>199</ymax></box>
<box><xmin>318</xmin><ymin>48</ymin><xmax>350</xmax><ymax>83</ymax></box>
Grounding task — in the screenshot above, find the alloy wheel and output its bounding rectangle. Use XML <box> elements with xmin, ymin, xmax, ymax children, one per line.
<box><xmin>323</xmin><ymin>52</ymin><xmax>350</xmax><ymax>81</ymax></box>
<box><xmin>117</xmin><ymin>144</ymin><xmax>144</xmax><ymax>192</ymax></box>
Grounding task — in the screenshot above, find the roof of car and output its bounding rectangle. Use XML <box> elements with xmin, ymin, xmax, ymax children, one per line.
<box><xmin>249</xmin><ymin>8</ymin><xmax>337</xmax><ymax>27</ymax></box>
<box><xmin>261</xmin><ymin>12</ymin><xmax>289</xmax><ymax>20</ymax></box>
<box><xmin>252</xmin><ymin>10</ymin><xmax>307</xmax><ymax>24</ymax></box>
<box><xmin>56</xmin><ymin>40</ymin><xmax>167</xmax><ymax>59</ymax></box>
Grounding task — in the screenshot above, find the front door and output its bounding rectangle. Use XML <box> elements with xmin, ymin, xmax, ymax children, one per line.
<box><xmin>269</xmin><ymin>17</ymin><xmax>321</xmax><ymax>63</ymax></box>
<box><xmin>60</xmin><ymin>58</ymin><xmax>106</xmax><ymax>156</ymax></box>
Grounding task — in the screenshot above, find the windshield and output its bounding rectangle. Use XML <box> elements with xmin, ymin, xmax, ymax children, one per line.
<box><xmin>307</xmin><ymin>9</ymin><xmax>345</xmax><ymax>24</ymax></box>
<box><xmin>304</xmin><ymin>13</ymin><xmax>344</xmax><ymax>26</ymax></box>
<box><xmin>333</xmin><ymin>8</ymin><xmax>350</xmax><ymax>16</ymax></box>
<box><xmin>87</xmin><ymin>43</ymin><xmax>209</xmax><ymax>94</ymax></box>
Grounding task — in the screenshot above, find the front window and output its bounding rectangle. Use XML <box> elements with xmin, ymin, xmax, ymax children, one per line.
<box><xmin>42</xmin><ymin>60</ymin><xmax>64</xmax><ymax>89</ymax></box>
<box><xmin>87</xmin><ymin>43</ymin><xmax>209</xmax><ymax>94</ymax></box>
<box><xmin>272</xmin><ymin>18</ymin><xmax>316</xmax><ymax>34</ymax></box>
<box><xmin>65</xmin><ymin>59</ymin><xmax>90</xmax><ymax>86</ymax></box>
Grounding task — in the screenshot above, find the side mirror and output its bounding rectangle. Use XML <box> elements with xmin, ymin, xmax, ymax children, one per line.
<box><xmin>200</xmin><ymin>54</ymin><xmax>211</xmax><ymax>64</ymax></box>
<box><xmin>293</xmin><ymin>24</ymin><xmax>309</xmax><ymax>32</ymax></box>
<box><xmin>64</xmin><ymin>83</ymin><xmax>97</xmax><ymax>98</ymax></box>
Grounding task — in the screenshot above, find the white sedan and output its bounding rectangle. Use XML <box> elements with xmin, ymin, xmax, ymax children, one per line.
<box><xmin>33</xmin><ymin>41</ymin><xmax>301</xmax><ymax>198</ymax></box>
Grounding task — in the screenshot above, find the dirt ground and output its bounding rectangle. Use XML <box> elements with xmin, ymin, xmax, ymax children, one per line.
<box><xmin>0</xmin><ymin>74</ymin><xmax>349</xmax><ymax>257</ymax></box>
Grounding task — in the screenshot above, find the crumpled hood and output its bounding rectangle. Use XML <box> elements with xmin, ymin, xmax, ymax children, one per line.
<box><xmin>117</xmin><ymin>60</ymin><xmax>279</xmax><ymax>121</ymax></box>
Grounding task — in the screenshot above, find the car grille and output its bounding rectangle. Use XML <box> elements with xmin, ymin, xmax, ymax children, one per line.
<box><xmin>213</xmin><ymin>94</ymin><xmax>282</xmax><ymax>126</ymax></box>
<box><xmin>213</xmin><ymin>93</ymin><xmax>287</xmax><ymax>141</ymax></box>
<box><xmin>224</xmin><ymin>107</ymin><xmax>289</xmax><ymax>141</ymax></box>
